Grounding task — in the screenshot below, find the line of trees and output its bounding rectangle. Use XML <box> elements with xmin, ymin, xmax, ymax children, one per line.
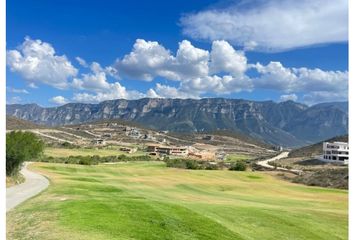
<box><xmin>6</xmin><ymin>131</ymin><xmax>44</xmax><ymax>176</ymax></box>
<box><xmin>164</xmin><ymin>157</ymin><xmax>247</xmax><ymax>171</ymax></box>
<box><xmin>39</xmin><ymin>154</ymin><xmax>153</xmax><ymax>165</ymax></box>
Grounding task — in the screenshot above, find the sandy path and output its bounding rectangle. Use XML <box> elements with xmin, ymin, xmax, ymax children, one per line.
<box><xmin>257</xmin><ymin>152</ymin><xmax>302</xmax><ymax>174</ymax></box>
<box><xmin>6</xmin><ymin>162</ymin><xmax>49</xmax><ymax>212</ymax></box>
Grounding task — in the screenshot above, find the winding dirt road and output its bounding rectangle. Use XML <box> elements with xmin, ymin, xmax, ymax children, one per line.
<box><xmin>257</xmin><ymin>151</ymin><xmax>289</xmax><ymax>169</ymax></box>
<box><xmin>6</xmin><ymin>162</ymin><xmax>49</xmax><ymax>212</ymax></box>
<box><xmin>257</xmin><ymin>151</ymin><xmax>302</xmax><ymax>174</ymax></box>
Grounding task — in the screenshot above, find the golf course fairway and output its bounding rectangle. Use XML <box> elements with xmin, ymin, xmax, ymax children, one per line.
<box><xmin>7</xmin><ymin>162</ymin><xmax>348</xmax><ymax>240</ymax></box>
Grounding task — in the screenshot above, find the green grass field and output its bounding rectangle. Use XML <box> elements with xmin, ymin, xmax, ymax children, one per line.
<box><xmin>44</xmin><ymin>147</ymin><xmax>145</xmax><ymax>157</ymax></box>
<box><xmin>7</xmin><ymin>162</ymin><xmax>347</xmax><ymax>240</ymax></box>
<box><xmin>225</xmin><ymin>153</ymin><xmax>252</xmax><ymax>162</ymax></box>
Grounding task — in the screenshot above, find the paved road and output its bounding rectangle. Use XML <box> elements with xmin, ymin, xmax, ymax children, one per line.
<box><xmin>257</xmin><ymin>152</ymin><xmax>302</xmax><ymax>174</ymax></box>
<box><xmin>6</xmin><ymin>162</ymin><xmax>49</xmax><ymax>212</ymax></box>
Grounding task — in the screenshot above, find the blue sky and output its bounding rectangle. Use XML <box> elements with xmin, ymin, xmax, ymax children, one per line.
<box><xmin>6</xmin><ymin>0</ymin><xmax>348</xmax><ymax>106</ymax></box>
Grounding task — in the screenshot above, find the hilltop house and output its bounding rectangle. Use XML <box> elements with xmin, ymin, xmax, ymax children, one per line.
<box><xmin>321</xmin><ymin>141</ymin><xmax>349</xmax><ymax>165</ymax></box>
<box><xmin>92</xmin><ymin>138</ymin><xmax>106</xmax><ymax>146</ymax></box>
<box><xmin>147</xmin><ymin>144</ymin><xmax>188</xmax><ymax>156</ymax></box>
<box><xmin>120</xmin><ymin>147</ymin><xmax>137</xmax><ymax>154</ymax></box>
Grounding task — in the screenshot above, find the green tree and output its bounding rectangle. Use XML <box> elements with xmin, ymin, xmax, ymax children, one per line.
<box><xmin>229</xmin><ymin>160</ymin><xmax>247</xmax><ymax>171</ymax></box>
<box><xmin>6</xmin><ymin>131</ymin><xmax>44</xmax><ymax>176</ymax></box>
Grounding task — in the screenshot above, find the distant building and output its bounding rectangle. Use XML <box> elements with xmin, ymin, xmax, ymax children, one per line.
<box><xmin>273</xmin><ymin>145</ymin><xmax>283</xmax><ymax>151</ymax></box>
<box><xmin>92</xmin><ymin>138</ymin><xmax>106</xmax><ymax>145</ymax></box>
<box><xmin>119</xmin><ymin>147</ymin><xmax>137</xmax><ymax>154</ymax></box>
<box><xmin>102</xmin><ymin>133</ymin><xmax>112</xmax><ymax>138</ymax></box>
<box><xmin>202</xmin><ymin>135</ymin><xmax>214</xmax><ymax>141</ymax></box>
<box><xmin>321</xmin><ymin>142</ymin><xmax>349</xmax><ymax>165</ymax></box>
<box><xmin>147</xmin><ymin>144</ymin><xmax>188</xmax><ymax>156</ymax></box>
<box><xmin>126</xmin><ymin>128</ymin><xmax>141</xmax><ymax>138</ymax></box>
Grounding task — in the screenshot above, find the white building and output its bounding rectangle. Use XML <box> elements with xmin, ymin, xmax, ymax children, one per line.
<box><xmin>321</xmin><ymin>141</ymin><xmax>349</xmax><ymax>165</ymax></box>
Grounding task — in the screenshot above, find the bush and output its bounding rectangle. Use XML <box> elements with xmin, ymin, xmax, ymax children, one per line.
<box><xmin>165</xmin><ymin>158</ymin><xmax>222</xmax><ymax>170</ymax></box>
<box><xmin>205</xmin><ymin>163</ymin><xmax>219</xmax><ymax>170</ymax></box>
<box><xmin>229</xmin><ymin>161</ymin><xmax>247</xmax><ymax>171</ymax></box>
<box><xmin>38</xmin><ymin>153</ymin><xmax>153</xmax><ymax>165</ymax></box>
<box><xmin>185</xmin><ymin>160</ymin><xmax>200</xmax><ymax>170</ymax></box>
<box><xmin>6</xmin><ymin>131</ymin><xmax>44</xmax><ymax>176</ymax></box>
<box><xmin>61</xmin><ymin>141</ymin><xmax>71</xmax><ymax>148</ymax></box>
<box><xmin>165</xmin><ymin>158</ymin><xmax>187</xmax><ymax>168</ymax></box>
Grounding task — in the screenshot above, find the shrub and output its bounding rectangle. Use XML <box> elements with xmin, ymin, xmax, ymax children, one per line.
<box><xmin>205</xmin><ymin>163</ymin><xmax>219</xmax><ymax>170</ymax></box>
<box><xmin>229</xmin><ymin>161</ymin><xmax>247</xmax><ymax>171</ymax></box>
<box><xmin>165</xmin><ymin>158</ymin><xmax>187</xmax><ymax>168</ymax></box>
<box><xmin>38</xmin><ymin>153</ymin><xmax>153</xmax><ymax>165</ymax></box>
<box><xmin>61</xmin><ymin>141</ymin><xmax>72</xmax><ymax>148</ymax></box>
<box><xmin>185</xmin><ymin>160</ymin><xmax>200</xmax><ymax>170</ymax></box>
<box><xmin>165</xmin><ymin>158</ymin><xmax>222</xmax><ymax>170</ymax></box>
<box><xmin>6</xmin><ymin>131</ymin><xmax>44</xmax><ymax>176</ymax></box>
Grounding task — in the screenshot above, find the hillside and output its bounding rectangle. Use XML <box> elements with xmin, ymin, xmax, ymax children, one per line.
<box><xmin>7</xmin><ymin>118</ymin><xmax>272</xmax><ymax>159</ymax></box>
<box><xmin>289</xmin><ymin>135</ymin><xmax>348</xmax><ymax>158</ymax></box>
<box><xmin>6</xmin><ymin>116</ymin><xmax>42</xmax><ymax>130</ymax></box>
<box><xmin>6</xmin><ymin>98</ymin><xmax>348</xmax><ymax>147</ymax></box>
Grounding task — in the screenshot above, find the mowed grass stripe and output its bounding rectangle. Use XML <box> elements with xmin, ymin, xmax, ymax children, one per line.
<box><xmin>7</xmin><ymin>162</ymin><xmax>347</xmax><ymax>240</ymax></box>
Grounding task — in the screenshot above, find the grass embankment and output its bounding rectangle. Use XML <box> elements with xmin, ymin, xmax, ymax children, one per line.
<box><xmin>225</xmin><ymin>153</ymin><xmax>251</xmax><ymax>162</ymax></box>
<box><xmin>6</xmin><ymin>173</ymin><xmax>25</xmax><ymax>187</ymax></box>
<box><xmin>7</xmin><ymin>162</ymin><xmax>347</xmax><ymax>240</ymax></box>
<box><xmin>44</xmin><ymin>147</ymin><xmax>145</xmax><ymax>158</ymax></box>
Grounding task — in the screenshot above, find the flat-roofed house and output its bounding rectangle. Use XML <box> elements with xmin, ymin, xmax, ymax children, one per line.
<box><xmin>120</xmin><ymin>147</ymin><xmax>137</xmax><ymax>154</ymax></box>
<box><xmin>146</xmin><ymin>144</ymin><xmax>188</xmax><ymax>156</ymax></box>
<box><xmin>321</xmin><ymin>141</ymin><xmax>349</xmax><ymax>165</ymax></box>
<box><xmin>92</xmin><ymin>138</ymin><xmax>106</xmax><ymax>146</ymax></box>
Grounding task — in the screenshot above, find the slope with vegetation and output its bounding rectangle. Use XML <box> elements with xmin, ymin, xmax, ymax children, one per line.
<box><xmin>6</xmin><ymin>116</ymin><xmax>42</xmax><ymax>130</ymax></box>
<box><xmin>289</xmin><ymin>135</ymin><xmax>348</xmax><ymax>158</ymax></box>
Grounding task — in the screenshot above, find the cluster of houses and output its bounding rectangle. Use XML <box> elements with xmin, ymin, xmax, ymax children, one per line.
<box><xmin>146</xmin><ymin>144</ymin><xmax>216</xmax><ymax>160</ymax></box>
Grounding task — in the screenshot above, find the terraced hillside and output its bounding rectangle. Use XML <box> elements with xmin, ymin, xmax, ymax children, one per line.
<box><xmin>7</xmin><ymin>116</ymin><xmax>275</xmax><ymax>159</ymax></box>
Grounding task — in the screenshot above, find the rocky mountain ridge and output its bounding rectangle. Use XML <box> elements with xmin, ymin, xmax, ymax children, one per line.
<box><xmin>7</xmin><ymin>98</ymin><xmax>348</xmax><ymax>147</ymax></box>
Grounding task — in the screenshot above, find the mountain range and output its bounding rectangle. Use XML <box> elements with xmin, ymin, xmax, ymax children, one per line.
<box><xmin>6</xmin><ymin>98</ymin><xmax>348</xmax><ymax>147</ymax></box>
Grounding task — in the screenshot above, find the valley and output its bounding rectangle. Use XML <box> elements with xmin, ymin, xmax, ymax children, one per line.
<box><xmin>6</xmin><ymin>114</ymin><xmax>349</xmax><ymax>240</ymax></box>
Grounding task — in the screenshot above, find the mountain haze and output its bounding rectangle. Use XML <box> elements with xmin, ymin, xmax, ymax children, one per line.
<box><xmin>6</xmin><ymin>98</ymin><xmax>348</xmax><ymax>147</ymax></box>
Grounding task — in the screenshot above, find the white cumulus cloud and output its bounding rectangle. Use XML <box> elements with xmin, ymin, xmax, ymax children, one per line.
<box><xmin>50</xmin><ymin>96</ymin><xmax>68</xmax><ymax>105</ymax></box>
<box><xmin>28</xmin><ymin>83</ymin><xmax>38</xmax><ymax>89</ymax></box>
<box><xmin>7</xmin><ymin>96</ymin><xmax>22</xmax><ymax>104</ymax></box>
<box><xmin>210</xmin><ymin>40</ymin><xmax>247</xmax><ymax>76</ymax></box>
<box><xmin>280</xmin><ymin>94</ymin><xmax>298</xmax><ymax>102</ymax></box>
<box><xmin>251</xmin><ymin>61</ymin><xmax>348</xmax><ymax>94</ymax></box>
<box><xmin>76</xmin><ymin>56</ymin><xmax>88</xmax><ymax>67</ymax></box>
<box><xmin>116</xmin><ymin>39</ymin><xmax>175</xmax><ymax>81</ymax></box>
<box><xmin>150</xmin><ymin>83</ymin><xmax>198</xmax><ymax>99</ymax></box>
<box><xmin>6</xmin><ymin>37</ymin><xmax>348</xmax><ymax>105</ymax></box>
<box><xmin>302</xmin><ymin>91</ymin><xmax>348</xmax><ymax>106</ymax></box>
<box><xmin>72</xmin><ymin>62</ymin><xmax>110</xmax><ymax>92</ymax></box>
<box><xmin>113</xmin><ymin>38</ymin><xmax>253</xmax><ymax>96</ymax></box>
<box><xmin>180</xmin><ymin>0</ymin><xmax>348</xmax><ymax>52</ymax></box>
<box><xmin>6</xmin><ymin>87</ymin><xmax>29</xmax><ymax>94</ymax></box>
<box><xmin>7</xmin><ymin>37</ymin><xmax>78</xmax><ymax>89</ymax></box>
<box><xmin>73</xmin><ymin>82</ymin><xmax>145</xmax><ymax>103</ymax></box>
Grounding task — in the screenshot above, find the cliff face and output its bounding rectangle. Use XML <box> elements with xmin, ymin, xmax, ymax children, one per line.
<box><xmin>7</xmin><ymin>98</ymin><xmax>348</xmax><ymax>147</ymax></box>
